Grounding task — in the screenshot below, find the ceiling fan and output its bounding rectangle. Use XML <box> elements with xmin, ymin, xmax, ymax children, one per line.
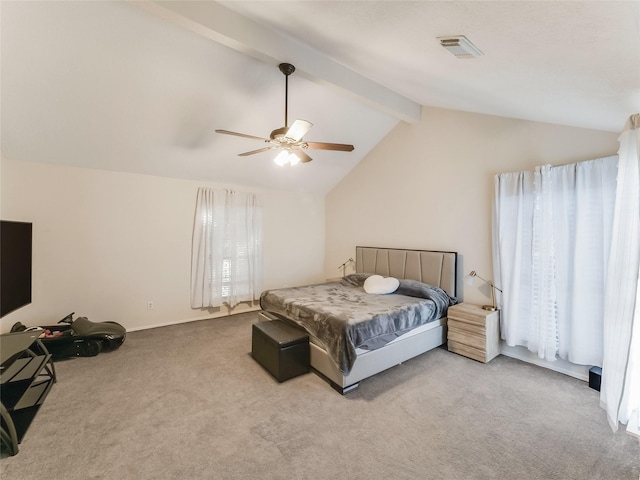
<box><xmin>215</xmin><ymin>63</ymin><xmax>354</xmax><ymax>166</ymax></box>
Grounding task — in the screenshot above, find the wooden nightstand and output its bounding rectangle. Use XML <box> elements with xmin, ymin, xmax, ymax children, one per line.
<box><xmin>447</xmin><ymin>303</ymin><xmax>500</xmax><ymax>363</ymax></box>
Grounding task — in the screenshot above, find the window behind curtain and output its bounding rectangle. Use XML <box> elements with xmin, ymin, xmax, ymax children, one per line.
<box><xmin>191</xmin><ymin>188</ymin><xmax>263</xmax><ymax>309</ymax></box>
<box><xmin>492</xmin><ymin>156</ymin><xmax>618</xmax><ymax>365</ymax></box>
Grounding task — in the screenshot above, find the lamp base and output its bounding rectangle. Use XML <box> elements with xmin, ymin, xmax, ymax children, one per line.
<box><xmin>482</xmin><ymin>305</ymin><xmax>498</xmax><ymax>311</ymax></box>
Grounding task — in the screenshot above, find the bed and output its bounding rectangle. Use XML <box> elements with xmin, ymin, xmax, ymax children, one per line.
<box><xmin>259</xmin><ymin>246</ymin><xmax>460</xmax><ymax>393</ymax></box>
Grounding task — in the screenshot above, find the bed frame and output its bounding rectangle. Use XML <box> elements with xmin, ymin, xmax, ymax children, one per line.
<box><xmin>311</xmin><ymin>246</ymin><xmax>459</xmax><ymax>394</ymax></box>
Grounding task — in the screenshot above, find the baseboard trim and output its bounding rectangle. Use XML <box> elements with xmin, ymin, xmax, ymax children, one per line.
<box><xmin>127</xmin><ymin>305</ymin><xmax>261</xmax><ymax>332</ymax></box>
<box><xmin>500</xmin><ymin>343</ymin><xmax>590</xmax><ymax>382</ymax></box>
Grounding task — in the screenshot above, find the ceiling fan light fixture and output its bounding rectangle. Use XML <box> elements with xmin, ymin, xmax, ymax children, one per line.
<box><xmin>437</xmin><ymin>35</ymin><xmax>483</xmax><ymax>59</ymax></box>
<box><xmin>273</xmin><ymin>150</ymin><xmax>299</xmax><ymax>166</ymax></box>
<box><xmin>288</xmin><ymin>153</ymin><xmax>300</xmax><ymax>166</ymax></box>
<box><xmin>273</xmin><ymin>150</ymin><xmax>289</xmax><ymax>166</ymax></box>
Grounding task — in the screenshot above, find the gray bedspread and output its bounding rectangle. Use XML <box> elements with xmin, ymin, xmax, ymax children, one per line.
<box><xmin>259</xmin><ymin>274</ymin><xmax>457</xmax><ymax>375</ymax></box>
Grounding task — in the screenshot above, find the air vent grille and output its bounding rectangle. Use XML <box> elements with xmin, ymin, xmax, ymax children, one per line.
<box><xmin>438</xmin><ymin>35</ymin><xmax>483</xmax><ymax>59</ymax></box>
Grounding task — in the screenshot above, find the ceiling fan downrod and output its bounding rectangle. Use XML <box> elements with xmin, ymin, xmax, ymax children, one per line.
<box><xmin>279</xmin><ymin>63</ymin><xmax>295</xmax><ymax>128</ymax></box>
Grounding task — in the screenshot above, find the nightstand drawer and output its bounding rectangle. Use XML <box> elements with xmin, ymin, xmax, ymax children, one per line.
<box><xmin>448</xmin><ymin>340</ymin><xmax>487</xmax><ymax>363</ymax></box>
<box><xmin>447</xmin><ymin>318</ymin><xmax>486</xmax><ymax>337</ymax></box>
<box><xmin>447</xmin><ymin>303</ymin><xmax>491</xmax><ymax>326</ymax></box>
<box><xmin>447</xmin><ymin>327</ymin><xmax>486</xmax><ymax>350</ymax></box>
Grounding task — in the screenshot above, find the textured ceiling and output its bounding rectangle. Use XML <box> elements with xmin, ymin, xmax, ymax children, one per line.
<box><xmin>2</xmin><ymin>1</ymin><xmax>638</xmax><ymax>194</ymax></box>
<box><xmin>222</xmin><ymin>0</ymin><xmax>639</xmax><ymax>132</ymax></box>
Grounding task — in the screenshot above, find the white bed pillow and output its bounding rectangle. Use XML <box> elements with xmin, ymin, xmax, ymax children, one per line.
<box><xmin>363</xmin><ymin>275</ymin><xmax>400</xmax><ymax>294</ymax></box>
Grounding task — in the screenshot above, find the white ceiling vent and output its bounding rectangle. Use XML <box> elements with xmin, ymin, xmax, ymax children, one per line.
<box><xmin>438</xmin><ymin>35</ymin><xmax>483</xmax><ymax>59</ymax></box>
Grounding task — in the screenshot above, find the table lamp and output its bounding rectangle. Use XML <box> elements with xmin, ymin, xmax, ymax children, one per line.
<box><xmin>466</xmin><ymin>271</ymin><xmax>502</xmax><ymax>311</ymax></box>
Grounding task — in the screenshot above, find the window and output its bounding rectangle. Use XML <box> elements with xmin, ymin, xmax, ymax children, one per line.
<box><xmin>191</xmin><ymin>188</ymin><xmax>263</xmax><ymax>309</ymax></box>
<box><xmin>493</xmin><ymin>156</ymin><xmax>618</xmax><ymax>364</ymax></box>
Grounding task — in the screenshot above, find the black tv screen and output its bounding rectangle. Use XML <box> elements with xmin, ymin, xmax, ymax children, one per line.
<box><xmin>1</xmin><ymin>220</ymin><xmax>33</xmax><ymax>318</ymax></box>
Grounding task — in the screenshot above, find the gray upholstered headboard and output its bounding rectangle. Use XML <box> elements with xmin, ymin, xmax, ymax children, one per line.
<box><xmin>355</xmin><ymin>246</ymin><xmax>458</xmax><ymax>299</ymax></box>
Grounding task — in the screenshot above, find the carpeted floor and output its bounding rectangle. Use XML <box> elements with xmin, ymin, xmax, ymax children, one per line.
<box><xmin>1</xmin><ymin>312</ymin><xmax>638</xmax><ymax>479</ymax></box>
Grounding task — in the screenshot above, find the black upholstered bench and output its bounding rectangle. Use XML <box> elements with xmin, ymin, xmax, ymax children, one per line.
<box><xmin>252</xmin><ymin>312</ymin><xmax>310</xmax><ymax>382</ymax></box>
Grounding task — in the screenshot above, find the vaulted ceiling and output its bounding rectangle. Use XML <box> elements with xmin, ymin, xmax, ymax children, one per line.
<box><xmin>2</xmin><ymin>1</ymin><xmax>638</xmax><ymax>194</ymax></box>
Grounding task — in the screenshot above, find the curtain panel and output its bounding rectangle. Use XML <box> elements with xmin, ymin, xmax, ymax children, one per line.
<box><xmin>191</xmin><ymin>187</ymin><xmax>263</xmax><ymax>309</ymax></box>
<box><xmin>493</xmin><ymin>156</ymin><xmax>618</xmax><ymax>365</ymax></box>
<box><xmin>601</xmin><ymin>114</ymin><xmax>640</xmax><ymax>438</ymax></box>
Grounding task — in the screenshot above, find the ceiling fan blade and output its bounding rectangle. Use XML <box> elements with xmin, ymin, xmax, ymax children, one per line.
<box><xmin>238</xmin><ymin>146</ymin><xmax>279</xmax><ymax>156</ymax></box>
<box><xmin>292</xmin><ymin>149</ymin><xmax>313</xmax><ymax>163</ymax></box>
<box><xmin>285</xmin><ymin>119</ymin><xmax>313</xmax><ymax>142</ymax></box>
<box><xmin>304</xmin><ymin>142</ymin><xmax>355</xmax><ymax>152</ymax></box>
<box><xmin>215</xmin><ymin>129</ymin><xmax>269</xmax><ymax>142</ymax></box>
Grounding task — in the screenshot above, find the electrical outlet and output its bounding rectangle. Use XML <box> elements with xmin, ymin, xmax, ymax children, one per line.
<box><xmin>147</xmin><ymin>301</ymin><xmax>154</xmax><ymax>310</ymax></box>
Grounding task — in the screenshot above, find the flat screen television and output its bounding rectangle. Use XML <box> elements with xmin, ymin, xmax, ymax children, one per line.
<box><xmin>1</xmin><ymin>220</ymin><xmax>33</xmax><ymax>318</ymax></box>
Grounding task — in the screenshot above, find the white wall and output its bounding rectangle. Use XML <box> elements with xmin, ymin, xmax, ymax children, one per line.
<box><xmin>0</xmin><ymin>156</ymin><xmax>325</xmax><ymax>332</ymax></box>
<box><xmin>325</xmin><ymin>106</ymin><xmax>620</xmax><ymax>378</ymax></box>
<box><xmin>326</xmin><ymin>106</ymin><xmax>619</xmax><ymax>297</ymax></box>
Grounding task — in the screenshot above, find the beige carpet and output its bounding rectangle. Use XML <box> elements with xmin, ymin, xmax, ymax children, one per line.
<box><xmin>1</xmin><ymin>312</ymin><xmax>638</xmax><ymax>479</ymax></box>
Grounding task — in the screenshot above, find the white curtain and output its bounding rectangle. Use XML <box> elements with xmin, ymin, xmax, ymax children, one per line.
<box><xmin>601</xmin><ymin>114</ymin><xmax>640</xmax><ymax>438</ymax></box>
<box><xmin>529</xmin><ymin>164</ymin><xmax>559</xmax><ymax>361</ymax></box>
<box><xmin>191</xmin><ymin>187</ymin><xmax>263</xmax><ymax>309</ymax></box>
<box><xmin>493</xmin><ymin>155</ymin><xmax>618</xmax><ymax>364</ymax></box>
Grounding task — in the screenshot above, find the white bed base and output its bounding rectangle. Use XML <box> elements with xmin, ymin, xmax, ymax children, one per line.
<box><xmin>310</xmin><ymin>246</ymin><xmax>459</xmax><ymax>394</ymax></box>
<box><xmin>309</xmin><ymin>318</ymin><xmax>447</xmax><ymax>393</ymax></box>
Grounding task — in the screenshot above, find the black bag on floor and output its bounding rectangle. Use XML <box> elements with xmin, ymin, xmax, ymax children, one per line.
<box><xmin>11</xmin><ymin>313</ymin><xmax>126</xmax><ymax>360</ymax></box>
